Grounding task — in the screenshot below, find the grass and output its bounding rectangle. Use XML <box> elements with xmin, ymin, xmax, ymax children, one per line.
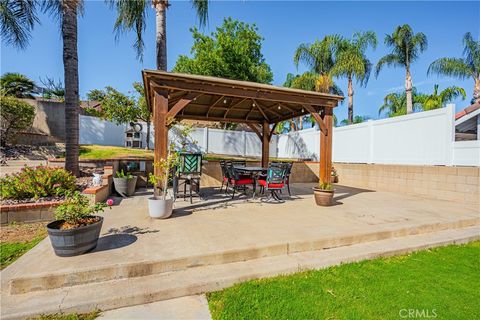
<box><xmin>0</xmin><ymin>222</ymin><xmax>47</xmax><ymax>269</ymax></box>
<box><xmin>28</xmin><ymin>310</ymin><xmax>100</xmax><ymax>320</ymax></box>
<box><xmin>208</xmin><ymin>241</ymin><xmax>480</xmax><ymax>320</ymax></box>
<box><xmin>78</xmin><ymin>145</ymin><xmax>154</xmax><ymax>160</ymax></box>
<box><xmin>74</xmin><ymin>144</ymin><xmax>299</xmax><ymax>162</ymax></box>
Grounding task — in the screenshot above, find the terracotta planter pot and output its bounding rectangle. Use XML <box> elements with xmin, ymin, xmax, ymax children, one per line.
<box><xmin>331</xmin><ymin>175</ymin><xmax>339</xmax><ymax>183</ymax></box>
<box><xmin>313</xmin><ymin>188</ymin><xmax>334</xmax><ymax>206</ymax></box>
<box><xmin>47</xmin><ymin>216</ymin><xmax>103</xmax><ymax>257</ymax></box>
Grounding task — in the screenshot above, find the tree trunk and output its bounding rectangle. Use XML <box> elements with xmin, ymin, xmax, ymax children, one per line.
<box><xmin>347</xmin><ymin>76</ymin><xmax>354</xmax><ymax>124</ymax></box>
<box><xmin>146</xmin><ymin>120</ymin><xmax>151</xmax><ymax>149</ymax></box>
<box><xmin>155</xmin><ymin>1</ymin><xmax>167</xmax><ymax>71</ymax></box>
<box><xmin>474</xmin><ymin>77</ymin><xmax>480</xmax><ymax>103</ymax></box>
<box><xmin>405</xmin><ymin>68</ymin><xmax>413</xmax><ymax>114</ymax></box>
<box><xmin>62</xmin><ymin>3</ymin><xmax>80</xmax><ymax>177</ymax></box>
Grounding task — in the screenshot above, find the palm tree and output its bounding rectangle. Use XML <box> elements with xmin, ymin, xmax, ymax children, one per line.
<box><xmin>417</xmin><ymin>84</ymin><xmax>466</xmax><ymax>111</ymax></box>
<box><xmin>428</xmin><ymin>32</ymin><xmax>480</xmax><ymax>103</ymax></box>
<box><xmin>1</xmin><ymin>1</ymin><xmax>82</xmax><ymax>176</ymax></box>
<box><xmin>42</xmin><ymin>1</ymin><xmax>83</xmax><ymax>176</ymax></box>
<box><xmin>330</xmin><ymin>31</ymin><xmax>377</xmax><ymax>124</ymax></box>
<box><xmin>0</xmin><ymin>0</ymin><xmax>38</xmax><ymax>49</ymax></box>
<box><xmin>109</xmin><ymin>0</ymin><xmax>209</xmax><ymax>70</ymax></box>
<box><xmin>379</xmin><ymin>88</ymin><xmax>424</xmax><ymax>117</ymax></box>
<box><xmin>0</xmin><ymin>72</ymin><xmax>36</xmax><ymax>98</ymax></box>
<box><xmin>293</xmin><ymin>36</ymin><xmax>340</xmax><ymax>95</ymax></box>
<box><xmin>375</xmin><ymin>24</ymin><xmax>428</xmax><ymax>114</ymax></box>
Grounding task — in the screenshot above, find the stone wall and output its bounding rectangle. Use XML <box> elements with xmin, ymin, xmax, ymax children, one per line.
<box><xmin>200</xmin><ymin>161</ymin><xmax>479</xmax><ymax>206</ymax></box>
<box><xmin>332</xmin><ymin>163</ymin><xmax>479</xmax><ymax>205</ymax></box>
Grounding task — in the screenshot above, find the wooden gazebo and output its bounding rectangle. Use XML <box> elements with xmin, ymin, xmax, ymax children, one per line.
<box><xmin>142</xmin><ymin>70</ymin><xmax>343</xmax><ymax>183</ymax></box>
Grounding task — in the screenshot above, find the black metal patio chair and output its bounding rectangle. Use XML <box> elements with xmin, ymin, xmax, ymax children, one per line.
<box><xmin>258</xmin><ymin>165</ymin><xmax>287</xmax><ymax>203</ymax></box>
<box><xmin>174</xmin><ymin>153</ymin><xmax>203</xmax><ymax>203</ymax></box>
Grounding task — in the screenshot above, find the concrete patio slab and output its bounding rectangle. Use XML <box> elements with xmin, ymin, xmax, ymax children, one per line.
<box><xmin>1</xmin><ymin>184</ymin><xmax>478</xmax><ymax>319</ymax></box>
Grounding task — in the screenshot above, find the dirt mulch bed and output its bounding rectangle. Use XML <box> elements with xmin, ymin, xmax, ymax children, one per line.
<box><xmin>0</xmin><ymin>222</ymin><xmax>47</xmax><ymax>243</ymax></box>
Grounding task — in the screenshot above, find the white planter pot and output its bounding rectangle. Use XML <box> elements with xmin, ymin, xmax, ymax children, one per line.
<box><xmin>148</xmin><ymin>197</ymin><xmax>173</xmax><ymax>219</ymax></box>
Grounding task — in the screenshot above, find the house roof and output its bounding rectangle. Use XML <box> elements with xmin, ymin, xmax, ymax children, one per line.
<box><xmin>142</xmin><ymin>70</ymin><xmax>343</xmax><ymax>125</ymax></box>
<box><xmin>455</xmin><ymin>101</ymin><xmax>480</xmax><ymax>120</ymax></box>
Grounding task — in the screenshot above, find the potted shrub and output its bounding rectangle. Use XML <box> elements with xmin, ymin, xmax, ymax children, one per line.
<box><xmin>313</xmin><ymin>182</ymin><xmax>334</xmax><ymax>206</ymax></box>
<box><xmin>113</xmin><ymin>169</ymin><xmax>137</xmax><ymax>197</ymax></box>
<box><xmin>47</xmin><ymin>192</ymin><xmax>109</xmax><ymax>257</ymax></box>
<box><xmin>331</xmin><ymin>167</ymin><xmax>339</xmax><ymax>183</ymax></box>
<box><xmin>147</xmin><ymin>144</ymin><xmax>180</xmax><ymax>219</ymax></box>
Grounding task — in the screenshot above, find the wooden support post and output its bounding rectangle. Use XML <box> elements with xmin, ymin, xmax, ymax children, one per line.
<box><xmin>319</xmin><ymin>108</ymin><xmax>334</xmax><ymax>184</ymax></box>
<box><xmin>261</xmin><ymin>121</ymin><xmax>270</xmax><ymax>167</ymax></box>
<box><xmin>153</xmin><ymin>91</ymin><xmax>169</xmax><ymax>177</ymax></box>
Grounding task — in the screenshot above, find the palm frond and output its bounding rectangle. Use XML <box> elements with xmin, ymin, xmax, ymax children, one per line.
<box><xmin>427</xmin><ymin>57</ymin><xmax>472</xmax><ymax>79</ymax></box>
<box><xmin>191</xmin><ymin>0</ymin><xmax>208</xmax><ymax>27</ymax></box>
<box><xmin>0</xmin><ymin>0</ymin><xmax>39</xmax><ymax>49</ymax></box>
<box><xmin>107</xmin><ymin>0</ymin><xmax>148</xmax><ymax>61</ymax></box>
<box><xmin>375</xmin><ymin>53</ymin><xmax>402</xmax><ymax>77</ymax></box>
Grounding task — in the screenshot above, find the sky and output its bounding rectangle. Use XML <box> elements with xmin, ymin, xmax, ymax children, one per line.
<box><xmin>1</xmin><ymin>1</ymin><xmax>479</xmax><ymax>123</ymax></box>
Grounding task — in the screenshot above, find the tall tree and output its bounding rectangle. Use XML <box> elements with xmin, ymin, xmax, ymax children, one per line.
<box><xmin>109</xmin><ymin>0</ymin><xmax>209</xmax><ymax>70</ymax></box>
<box><xmin>173</xmin><ymin>18</ymin><xmax>273</xmax><ymax>84</ymax></box>
<box><xmin>417</xmin><ymin>84</ymin><xmax>466</xmax><ymax>111</ymax></box>
<box><xmin>0</xmin><ymin>72</ymin><xmax>36</xmax><ymax>98</ymax></box>
<box><xmin>375</xmin><ymin>24</ymin><xmax>428</xmax><ymax>114</ymax></box>
<box><xmin>41</xmin><ymin>1</ymin><xmax>83</xmax><ymax>176</ymax></box>
<box><xmin>379</xmin><ymin>88</ymin><xmax>424</xmax><ymax>118</ymax></box>
<box><xmin>428</xmin><ymin>32</ymin><xmax>480</xmax><ymax>104</ymax></box>
<box><xmin>293</xmin><ymin>36</ymin><xmax>341</xmax><ymax>94</ymax></box>
<box><xmin>330</xmin><ymin>31</ymin><xmax>377</xmax><ymax>124</ymax></box>
<box><xmin>0</xmin><ymin>0</ymin><xmax>82</xmax><ymax>175</ymax></box>
<box><xmin>86</xmin><ymin>83</ymin><xmax>153</xmax><ymax>149</ymax></box>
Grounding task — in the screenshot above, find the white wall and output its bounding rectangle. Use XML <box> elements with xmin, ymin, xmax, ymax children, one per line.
<box><xmin>79</xmin><ymin>105</ymin><xmax>479</xmax><ymax>167</ymax></box>
<box><xmin>79</xmin><ymin>115</ymin><xmax>126</xmax><ymax>146</ymax></box>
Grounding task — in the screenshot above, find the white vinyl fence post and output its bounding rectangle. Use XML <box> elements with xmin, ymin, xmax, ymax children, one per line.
<box><xmin>368</xmin><ymin>119</ymin><xmax>374</xmax><ymax>164</ymax></box>
<box><xmin>204</xmin><ymin>127</ymin><xmax>209</xmax><ymax>154</ymax></box>
<box><xmin>445</xmin><ymin>104</ymin><xmax>455</xmax><ymax>166</ymax></box>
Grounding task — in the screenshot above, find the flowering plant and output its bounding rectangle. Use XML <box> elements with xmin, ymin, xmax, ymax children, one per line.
<box><xmin>54</xmin><ymin>191</ymin><xmax>109</xmax><ymax>227</ymax></box>
<box><xmin>0</xmin><ymin>166</ymin><xmax>76</xmax><ymax>200</ymax></box>
<box><xmin>148</xmin><ymin>143</ymin><xmax>181</xmax><ymax>200</ymax></box>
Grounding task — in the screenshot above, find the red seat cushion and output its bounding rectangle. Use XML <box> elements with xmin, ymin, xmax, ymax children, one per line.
<box><xmin>258</xmin><ymin>180</ymin><xmax>284</xmax><ymax>189</ymax></box>
<box><xmin>223</xmin><ymin>177</ymin><xmax>228</xmax><ymax>182</ymax></box>
<box><xmin>230</xmin><ymin>178</ymin><xmax>254</xmax><ymax>185</ymax></box>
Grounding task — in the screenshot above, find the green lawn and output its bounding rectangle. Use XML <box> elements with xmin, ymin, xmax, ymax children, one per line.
<box><xmin>0</xmin><ymin>237</ymin><xmax>45</xmax><ymax>269</ymax></box>
<box><xmin>78</xmin><ymin>145</ymin><xmax>154</xmax><ymax>160</ymax></box>
<box><xmin>208</xmin><ymin>241</ymin><xmax>480</xmax><ymax>320</ymax></box>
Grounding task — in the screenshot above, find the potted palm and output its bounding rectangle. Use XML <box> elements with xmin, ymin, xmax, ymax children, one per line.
<box><xmin>313</xmin><ymin>182</ymin><xmax>334</xmax><ymax>206</ymax></box>
<box><xmin>147</xmin><ymin>144</ymin><xmax>180</xmax><ymax>219</ymax></box>
<box><xmin>113</xmin><ymin>169</ymin><xmax>137</xmax><ymax>197</ymax></box>
<box><xmin>46</xmin><ymin>192</ymin><xmax>109</xmax><ymax>257</ymax></box>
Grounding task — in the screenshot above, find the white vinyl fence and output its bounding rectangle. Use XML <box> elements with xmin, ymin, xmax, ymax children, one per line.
<box><xmin>79</xmin><ymin>104</ymin><xmax>479</xmax><ymax>167</ymax></box>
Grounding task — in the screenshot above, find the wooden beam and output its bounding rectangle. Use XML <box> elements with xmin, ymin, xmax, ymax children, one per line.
<box><xmin>247</xmin><ymin>123</ymin><xmax>262</xmax><ymax>140</ymax></box>
<box><xmin>224</xmin><ymin>98</ymin><xmax>247</xmax><ymax>118</ymax></box>
<box><xmin>319</xmin><ymin>108</ymin><xmax>333</xmax><ymax>184</ymax></box>
<box><xmin>303</xmin><ymin>104</ymin><xmax>328</xmax><ymax>135</ymax></box>
<box><xmin>261</xmin><ymin>121</ymin><xmax>270</xmax><ymax>167</ymax></box>
<box><xmin>268</xmin><ymin>123</ymin><xmax>278</xmax><ymax>142</ymax></box>
<box><xmin>206</xmin><ymin>95</ymin><xmax>225</xmax><ymax>117</ymax></box>
<box><xmin>151</xmin><ymin>79</ymin><xmax>338</xmax><ymax>107</ymax></box>
<box><xmin>174</xmin><ymin>114</ymin><xmax>262</xmax><ymax>124</ymax></box>
<box><xmin>166</xmin><ymin>98</ymin><xmax>193</xmax><ymax>124</ymax></box>
<box><xmin>251</xmin><ymin>99</ymin><xmax>270</xmax><ymax>122</ymax></box>
<box><xmin>153</xmin><ymin>91</ymin><xmax>169</xmax><ymax>178</ymax></box>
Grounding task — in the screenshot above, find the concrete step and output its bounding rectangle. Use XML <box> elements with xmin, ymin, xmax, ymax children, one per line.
<box><xmin>1</xmin><ymin>225</ymin><xmax>478</xmax><ymax>320</ymax></box>
<box><xmin>7</xmin><ymin>217</ymin><xmax>479</xmax><ymax>295</ymax></box>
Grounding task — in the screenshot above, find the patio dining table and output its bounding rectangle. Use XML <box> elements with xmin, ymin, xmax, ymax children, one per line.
<box><xmin>233</xmin><ymin>166</ymin><xmax>268</xmax><ymax>199</ymax></box>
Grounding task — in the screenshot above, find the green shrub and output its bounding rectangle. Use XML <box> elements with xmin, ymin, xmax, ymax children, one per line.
<box><xmin>0</xmin><ymin>166</ymin><xmax>77</xmax><ymax>200</ymax></box>
<box><xmin>0</xmin><ymin>96</ymin><xmax>35</xmax><ymax>146</ymax></box>
<box><xmin>54</xmin><ymin>192</ymin><xmax>107</xmax><ymax>225</ymax></box>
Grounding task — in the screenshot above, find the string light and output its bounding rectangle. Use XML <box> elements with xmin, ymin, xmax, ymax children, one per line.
<box><xmin>252</xmin><ymin>103</ymin><xmax>256</xmax><ymax>107</ymax></box>
<box><xmin>301</xmin><ymin>108</ymin><xmax>304</xmax><ymax>113</ymax></box>
<box><xmin>224</xmin><ymin>99</ymin><xmax>227</xmax><ymax>104</ymax></box>
<box><xmin>278</xmin><ymin>105</ymin><xmax>281</xmax><ymax>110</ymax></box>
